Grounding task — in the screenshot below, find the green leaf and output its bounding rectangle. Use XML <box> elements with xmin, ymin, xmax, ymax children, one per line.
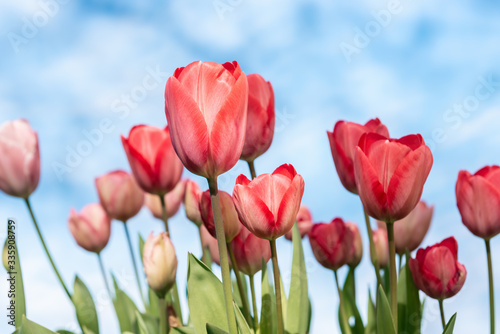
<box><xmin>82</xmin><ymin>327</ymin><xmax>96</xmax><ymax>334</ymax></box>
<box><xmin>397</xmin><ymin>252</ymin><xmax>421</xmax><ymax>334</ymax></box>
<box><xmin>73</xmin><ymin>276</ymin><xmax>99</xmax><ymax>334</ymax></box>
<box><xmin>135</xmin><ymin>311</ymin><xmax>150</xmax><ymax>334</ymax></box>
<box><xmin>234</xmin><ymin>302</ymin><xmax>252</xmax><ymax>334</ymax></box>
<box><xmin>232</xmin><ymin>278</ymin><xmax>244</xmax><ymax>311</ymax></box>
<box><xmin>139</xmin><ymin>234</ymin><xmax>145</xmax><ymax>261</ymax></box>
<box><xmin>19</xmin><ymin>316</ymin><xmax>56</xmax><ymax>333</ymax></box>
<box><xmin>148</xmin><ymin>287</ymin><xmax>160</xmax><ymax>317</ymax></box>
<box><xmin>339</xmin><ymin>268</ymin><xmax>364</xmax><ymax>334</ymax></box>
<box><xmin>137</xmin><ymin>312</ymin><xmax>159</xmax><ymax>334</ymax></box>
<box><xmin>442</xmin><ymin>313</ymin><xmax>457</xmax><ymax>334</ymax></box>
<box><xmin>382</xmin><ymin>267</ymin><xmax>390</xmax><ymax>297</ymax></box>
<box><xmin>285</xmin><ymin>223</ymin><xmax>309</xmax><ymax>334</ymax></box>
<box><xmin>187</xmin><ymin>253</ymin><xmax>228</xmax><ymax>334</ymax></box>
<box><xmin>376</xmin><ymin>287</ymin><xmax>395</xmax><ymax>334</ymax></box>
<box><xmin>112</xmin><ymin>275</ymin><xmax>139</xmax><ymax>332</ymax></box>
<box><xmin>56</xmin><ymin>331</ymin><xmax>77</xmax><ymax>334</ymax></box>
<box><xmin>170</xmin><ymin>327</ymin><xmax>196</xmax><ymax>334</ymax></box>
<box><xmin>206</xmin><ymin>324</ymin><xmax>229</xmax><ymax>334</ymax></box>
<box><xmin>260</xmin><ymin>262</ymin><xmax>276</xmax><ymax>334</ymax></box>
<box><xmin>4</xmin><ymin>222</ymin><xmax>26</xmax><ymax>328</ymax></box>
<box><xmin>364</xmin><ymin>290</ymin><xmax>376</xmax><ymax>334</ymax></box>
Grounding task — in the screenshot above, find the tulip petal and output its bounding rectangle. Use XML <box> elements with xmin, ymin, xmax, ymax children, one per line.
<box><xmin>236</xmin><ymin>174</ymin><xmax>251</xmax><ymax>186</ymax></box>
<box><xmin>276</xmin><ymin>175</ymin><xmax>305</xmax><ymax>238</ymax></box>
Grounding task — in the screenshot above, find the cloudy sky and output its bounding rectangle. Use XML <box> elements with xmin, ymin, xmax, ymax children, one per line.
<box><xmin>1</xmin><ymin>0</ymin><xmax>500</xmax><ymax>333</ymax></box>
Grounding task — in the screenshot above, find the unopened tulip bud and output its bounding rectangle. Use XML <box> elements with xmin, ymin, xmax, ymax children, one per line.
<box><xmin>372</xmin><ymin>224</ymin><xmax>388</xmax><ymax>268</ymax></box>
<box><xmin>200</xmin><ymin>190</ymin><xmax>241</xmax><ymax>242</ymax></box>
<box><xmin>285</xmin><ymin>205</ymin><xmax>313</xmax><ymax>241</ymax></box>
<box><xmin>68</xmin><ymin>203</ymin><xmax>111</xmax><ymax>254</ymax></box>
<box><xmin>231</xmin><ymin>225</ymin><xmax>271</xmax><ymax>276</ymax></box>
<box><xmin>184</xmin><ymin>180</ymin><xmax>203</xmax><ymax>226</ymax></box>
<box><xmin>143</xmin><ymin>232</ymin><xmax>178</xmax><ymax>297</ymax></box>
<box><xmin>346</xmin><ymin>223</ymin><xmax>363</xmax><ymax>267</ymax></box>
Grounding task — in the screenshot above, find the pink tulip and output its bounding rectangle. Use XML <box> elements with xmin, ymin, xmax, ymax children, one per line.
<box><xmin>285</xmin><ymin>205</ymin><xmax>313</xmax><ymax>240</ymax></box>
<box><xmin>409</xmin><ymin>237</ymin><xmax>467</xmax><ymax>300</ymax></box>
<box><xmin>354</xmin><ymin>133</ymin><xmax>433</xmax><ymax>222</ymax></box>
<box><xmin>165</xmin><ymin>61</ymin><xmax>248</xmax><ymax>179</ymax></box>
<box><xmin>143</xmin><ymin>232</ymin><xmax>178</xmax><ymax>297</ymax></box>
<box><xmin>184</xmin><ymin>180</ymin><xmax>203</xmax><ymax>226</ymax></box>
<box><xmin>233</xmin><ymin>164</ymin><xmax>305</xmax><ymax>240</ymax></box>
<box><xmin>200</xmin><ymin>190</ymin><xmax>241</xmax><ymax>243</ymax></box>
<box><xmin>372</xmin><ymin>224</ymin><xmax>389</xmax><ymax>267</ymax></box>
<box><xmin>346</xmin><ymin>223</ymin><xmax>363</xmax><ymax>267</ymax></box>
<box><xmin>145</xmin><ymin>180</ymin><xmax>186</xmax><ymax>220</ymax></box>
<box><xmin>327</xmin><ymin>119</ymin><xmax>389</xmax><ymax>194</ymax></box>
<box><xmin>456</xmin><ymin>166</ymin><xmax>500</xmax><ymax>239</ymax></box>
<box><xmin>95</xmin><ymin>170</ymin><xmax>144</xmax><ymax>222</ymax></box>
<box><xmin>0</xmin><ymin>119</ymin><xmax>40</xmax><ymax>198</ymax></box>
<box><xmin>240</xmin><ymin>73</ymin><xmax>275</xmax><ymax>162</ymax></box>
<box><xmin>68</xmin><ymin>203</ymin><xmax>111</xmax><ymax>254</ymax></box>
<box><xmin>121</xmin><ymin>125</ymin><xmax>183</xmax><ymax>195</ymax></box>
<box><xmin>230</xmin><ymin>225</ymin><xmax>271</xmax><ymax>276</ymax></box>
<box><xmin>309</xmin><ymin>218</ymin><xmax>354</xmax><ymax>271</ymax></box>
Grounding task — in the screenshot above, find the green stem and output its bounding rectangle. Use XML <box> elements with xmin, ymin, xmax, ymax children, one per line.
<box><xmin>270</xmin><ymin>239</ymin><xmax>284</xmax><ymax>334</ymax></box>
<box><xmin>207</xmin><ymin>177</ymin><xmax>238</xmax><ymax>333</ymax></box>
<box><xmin>439</xmin><ymin>299</ymin><xmax>446</xmax><ymax>330</ymax></box>
<box><xmin>363</xmin><ymin>208</ymin><xmax>383</xmax><ymax>287</ymax></box>
<box><xmin>386</xmin><ymin>221</ymin><xmax>398</xmax><ymax>332</ymax></box>
<box><xmin>486</xmin><ymin>239</ymin><xmax>495</xmax><ymax>334</ymax></box>
<box><xmin>227</xmin><ymin>243</ymin><xmax>252</xmax><ymax>326</ymax></box>
<box><xmin>398</xmin><ymin>254</ymin><xmax>403</xmax><ymax>274</ymax></box>
<box><xmin>159</xmin><ymin>297</ymin><xmax>169</xmax><ymax>334</ymax></box>
<box><xmin>334</xmin><ymin>270</ymin><xmax>350</xmax><ymax>333</ymax></box>
<box><xmin>247</xmin><ymin>160</ymin><xmax>257</xmax><ymax>180</ymax></box>
<box><xmin>123</xmin><ymin>221</ymin><xmax>147</xmax><ymax>309</ymax></box>
<box><xmin>97</xmin><ymin>253</ymin><xmax>113</xmax><ymax>300</ymax></box>
<box><xmin>250</xmin><ymin>274</ymin><xmax>259</xmax><ymax>331</ymax></box>
<box><xmin>159</xmin><ymin>194</ymin><xmax>169</xmax><ymax>234</ymax></box>
<box><xmin>25</xmin><ymin>198</ymin><xmax>71</xmax><ymax>300</ymax></box>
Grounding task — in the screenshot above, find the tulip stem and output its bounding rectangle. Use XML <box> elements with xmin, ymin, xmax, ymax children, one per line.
<box><xmin>97</xmin><ymin>253</ymin><xmax>113</xmax><ymax>300</ymax></box>
<box><xmin>438</xmin><ymin>299</ymin><xmax>446</xmax><ymax>330</ymax></box>
<box><xmin>123</xmin><ymin>222</ymin><xmax>147</xmax><ymax>309</ymax></box>
<box><xmin>24</xmin><ymin>198</ymin><xmax>72</xmax><ymax>300</ymax></box>
<box><xmin>207</xmin><ymin>177</ymin><xmax>238</xmax><ymax>334</ymax></box>
<box><xmin>250</xmin><ymin>274</ymin><xmax>259</xmax><ymax>331</ymax></box>
<box><xmin>159</xmin><ymin>297</ymin><xmax>169</xmax><ymax>334</ymax></box>
<box><xmin>386</xmin><ymin>221</ymin><xmax>398</xmax><ymax>332</ymax></box>
<box><xmin>270</xmin><ymin>239</ymin><xmax>284</xmax><ymax>334</ymax></box>
<box><xmin>159</xmin><ymin>194</ymin><xmax>170</xmax><ymax>234</ymax></box>
<box><xmin>363</xmin><ymin>208</ymin><xmax>383</xmax><ymax>287</ymax></box>
<box><xmin>334</xmin><ymin>270</ymin><xmax>350</xmax><ymax>333</ymax></box>
<box><xmin>247</xmin><ymin>160</ymin><xmax>257</xmax><ymax>179</ymax></box>
<box><xmin>485</xmin><ymin>239</ymin><xmax>495</xmax><ymax>334</ymax></box>
<box><xmin>227</xmin><ymin>243</ymin><xmax>252</xmax><ymax>326</ymax></box>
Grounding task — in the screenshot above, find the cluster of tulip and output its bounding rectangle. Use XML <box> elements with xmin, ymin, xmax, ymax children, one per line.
<box><xmin>0</xmin><ymin>60</ymin><xmax>497</xmax><ymax>334</ymax></box>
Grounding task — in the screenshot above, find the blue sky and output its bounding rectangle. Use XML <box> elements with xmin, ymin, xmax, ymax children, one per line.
<box><xmin>1</xmin><ymin>0</ymin><xmax>500</xmax><ymax>333</ymax></box>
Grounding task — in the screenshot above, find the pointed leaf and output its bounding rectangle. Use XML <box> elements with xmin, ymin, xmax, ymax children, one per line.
<box><xmin>340</xmin><ymin>268</ymin><xmax>364</xmax><ymax>334</ymax></box>
<box><xmin>170</xmin><ymin>327</ymin><xmax>196</xmax><ymax>334</ymax></box>
<box><xmin>73</xmin><ymin>276</ymin><xmax>99</xmax><ymax>334</ymax></box>
<box><xmin>206</xmin><ymin>324</ymin><xmax>229</xmax><ymax>334</ymax></box>
<box><xmin>365</xmin><ymin>290</ymin><xmax>376</xmax><ymax>334</ymax></box>
<box><xmin>135</xmin><ymin>310</ymin><xmax>149</xmax><ymax>334</ymax></box>
<box><xmin>442</xmin><ymin>313</ymin><xmax>457</xmax><ymax>334</ymax></box>
<box><xmin>19</xmin><ymin>316</ymin><xmax>56</xmax><ymax>333</ymax></box>
<box><xmin>397</xmin><ymin>252</ymin><xmax>421</xmax><ymax>334</ymax></box>
<box><xmin>376</xmin><ymin>287</ymin><xmax>395</xmax><ymax>334</ymax></box>
<box><xmin>260</xmin><ymin>262</ymin><xmax>276</xmax><ymax>334</ymax></box>
<box><xmin>112</xmin><ymin>275</ymin><xmax>139</xmax><ymax>332</ymax></box>
<box><xmin>234</xmin><ymin>302</ymin><xmax>252</xmax><ymax>334</ymax></box>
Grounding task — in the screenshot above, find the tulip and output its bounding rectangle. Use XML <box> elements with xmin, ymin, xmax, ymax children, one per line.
<box><xmin>354</xmin><ymin>133</ymin><xmax>433</xmax><ymax>222</ymax></box>
<box><xmin>95</xmin><ymin>170</ymin><xmax>144</xmax><ymax>222</ymax></box>
<box><xmin>121</xmin><ymin>125</ymin><xmax>183</xmax><ymax>195</ymax></box>
<box><xmin>0</xmin><ymin>119</ymin><xmax>40</xmax><ymax>198</ymax></box>
<box><xmin>184</xmin><ymin>180</ymin><xmax>203</xmax><ymax>226</ymax></box>
<box><xmin>372</xmin><ymin>224</ymin><xmax>389</xmax><ymax>268</ymax></box>
<box><xmin>143</xmin><ymin>232</ymin><xmax>178</xmax><ymax>297</ymax></box>
<box><xmin>233</xmin><ymin>164</ymin><xmax>305</xmax><ymax>240</ymax></box>
<box><xmin>346</xmin><ymin>223</ymin><xmax>363</xmax><ymax>268</ymax></box>
<box><xmin>409</xmin><ymin>237</ymin><xmax>466</xmax><ymax>300</ymax></box>
<box><xmin>68</xmin><ymin>203</ymin><xmax>111</xmax><ymax>254</ymax></box>
<box><xmin>145</xmin><ymin>180</ymin><xmax>186</xmax><ymax>220</ymax></box>
<box><xmin>200</xmin><ymin>224</ymin><xmax>222</xmax><ymax>266</ymax></box>
<box><xmin>231</xmin><ymin>225</ymin><xmax>271</xmax><ymax>276</ymax></box>
<box><xmin>200</xmin><ymin>190</ymin><xmax>241</xmax><ymax>242</ymax></box>
<box><xmin>164</xmin><ymin>60</ymin><xmax>248</xmax><ymax>180</ymax></box>
<box><xmin>309</xmin><ymin>218</ymin><xmax>354</xmax><ymax>271</ymax></box>
<box><xmin>327</xmin><ymin>119</ymin><xmax>389</xmax><ymax>194</ymax></box>
<box><xmin>240</xmin><ymin>73</ymin><xmax>275</xmax><ymax>163</ymax></box>
<box><xmin>285</xmin><ymin>205</ymin><xmax>313</xmax><ymax>241</ymax></box>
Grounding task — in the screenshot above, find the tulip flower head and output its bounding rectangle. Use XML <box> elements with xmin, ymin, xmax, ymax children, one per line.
<box><xmin>184</xmin><ymin>179</ymin><xmax>203</xmax><ymax>226</ymax></box>
<box><xmin>372</xmin><ymin>224</ymin><xmax>389</xmax><ymax>268</ymax></box>
<box><xmin>233</xmin><ymin>164</ymin><xmax>305</xmax><ymax>240</ymax></box>
<box><xmin>143</xmin><ymin>232</ymin><xmax>178</xmax><ymax>297</ymax></box>
<box><xmin>0</xmin><ymin>119</ymin><xmax>40</xmax><ymax>198</ymax></box>
<box><xmin>354</xmin><ymin>133</ymin><xmax>433</xmax><ymax>222</ymax></box>
<box><xmin>200</xmin><ymin>190</ymin><xmax>241</xmax><ymax>243</ymax></box>
<box><xmin>165</xmin><ymin>61</ymin><xmax>248</xmax><ymax>179</ymax></box>
<box><xmin>68</xmin><ymin>203</ymin><xmax>111</xmax><ymax>254</ymax></box>
<box><xmin>285</xmin><ymin>205</ymin><xmax>313</xmax><ymax>241</ymax></box>
<box><xmin>145</xmin><ymin>179</ymin><xmax>186</xmax><ymax>220</ymax></box>
<box><xmin>409</xmin><ymin>237</ymin><xmax>467</xmax><ymax>300</ymax></box>
<box><xmin>230</xmin><ymin>225</ymin><xmax>271</xmax><ymax>276</ymax></box>
<box><xmin>346</xmin><ymin>222</ymin><xmax>363</xmax><ymax>268</ymax></box>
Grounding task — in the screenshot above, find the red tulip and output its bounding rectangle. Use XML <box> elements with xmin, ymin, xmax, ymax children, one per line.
<box><xmin>346</xmin><ymin>223</ymin><xmax>363</xmax><ymax>267</ymax></box>
<box><xmin>240</xmin><ymin>73</ymin><xmax>275</xmax><ymax>162</ymax></box>
<box><xmin>95</xmin><ymin>170</ymin><xmax>144</xmax><ymax>222</ymax></box>
<box><xmin>233</xmin><ymin>164</ymin><xmax>305</xmax><ymax>240</ymax></box>
<box><xmin>184</xmin><ymin>180</ymin><xmax>203</xmax><ymax>226</ymax></box>
<box><xmin>372</xmin><ymin>223</ymin><xmax>389</xmax><ymax>267</ymax></box>
<box><xmin>456</xmin><ymin>166</ymin><xmax>500</xmax><ymax>239</ymax></box>
<box><xmin>354</xmin><ymin>133</ymin><xmax>433</xmax><ymax>222</ymax></box>
<box><xmin>143</xmin><ymin>232</ymin><xmax>178</xmax><ymax>297</ymax></box>
<box><xmin>309</xmin><ymin>218</ymin><xmax>354</xmax><ymax>271</ymax></box>
<box><xmin>200</xmin><ymin>224</ymin><xmax>222</xmax><ymax>266</ymax></box>
<box><xmin>164</xmin><ymin>61</ymin><xmax>248</xmax><ymax>179</ymax></box>
<box><xmin>409</xmin><ymin>237</ymin><xmax>467</xmax><ymax>300</ymax></box>
<box><xmin>0</xmin><ymin>119</ymin><xmax>40</xmax><ymax>198</ymax></box>
<box><xmin>230</xmin><ymin>225</ymin><xmax>271</xmax><ymax>276</ymax></box>
<box><xmin>327</xmin><ymin>119</ymin><xmax>389</xmax><ymax>194</ymax></box>
<box><xmin>145</xmin><ymin>180</ymin><xmax>186</xmax><ymax>220</ymax></box>
<box><xmin>68</xmin><ymin>203</ymin><xmax>111</xmax><ymax>254</ymax></box>
<box><xmin>121</xmin><ymin>125</ymin><xmax>183</xmax><ymax>195</ymax></box>
<box><xmin>200</xmin><ymin>190</ymin><xmax>241</xmax><ymax>243</ymax></box>
<box><xmin>285</xmin><ymin>205</ymin><xmax>313</xmax><ymax>241</ymax></box>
